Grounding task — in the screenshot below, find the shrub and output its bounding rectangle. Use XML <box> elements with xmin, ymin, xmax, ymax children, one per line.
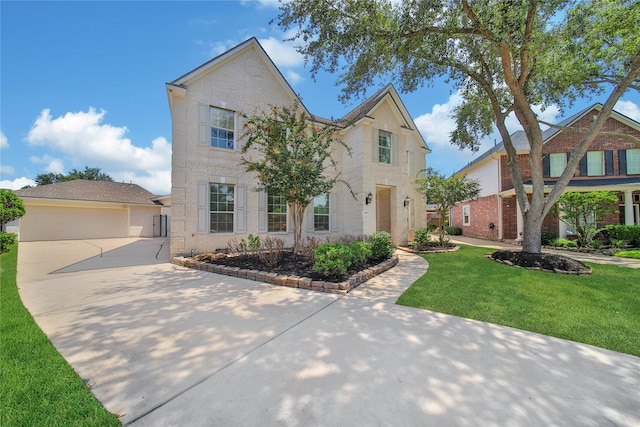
<box><xmin>247</xmin><ymin>234</ymin><xmax>261</xmax><ymax>251</ymax></box>
<box><xmin>604</xmin><ymin>225</ymin><xmax>640</xmax><ymax>247</ymax></box>
<box><xmin>228</xmin><ymin>237</ymin><xmax>250</xmax><ymax>258</ymax></box>
<box><xmin>350</xmin><ymin>240</ymin><xmax>372</xmax><ymax>264</ymax></box>
<box><xmin>551</xmin><ymin>238</ymin><xmax>578</xmax><ymax>248</ymax></box>
<box><xmin>611</xmin><ymin>239</ymin><xmax>627</xmax><ymax>248</ymax></box>
<box><xmin>369</xmin><ymin>231</ymin><xmax>394</xmax><ymax>260</ymax></box>
<box><xmin>258</xmin><ymin>237</ymin><xmax>285</xmax><ymax>267</ymax></box>
<box><xmin>299</xmin><ymin>236</ymin><xmax>321</xmax><ymax>262</ymax></box>
<box><xmin>313</xmin><ymin>243</ymin><xmax>353</xmax><ymax>279</ymax></box>
<box><xmin>541</xmin><ymin>231</ymin><xmax>557</xmax><ymax>246</ymax></box>
<box><xmin>445</xmin><ymin>226</ymin><xmax>462</xmax><ymax>235</ymax></box>
<box><xmin>411</xmin><ymin>228</ymin><xmax>431</xmax><ymax>250</ymax></box>
<box><xmin>590</xmin><ymin>239</ymin><xmax>602</xmax><ymax>249</ymax></box>
<box><xmin>0</xmin><ymin>232</ymin><xmax>16</xmax><ymax>254</ymax></box>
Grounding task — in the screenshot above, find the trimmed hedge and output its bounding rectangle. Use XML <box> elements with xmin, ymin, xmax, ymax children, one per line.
<box><xmin>445</xmin><ymin>226</ymin><xmax>462</xmax><ymax>235</ymax></box>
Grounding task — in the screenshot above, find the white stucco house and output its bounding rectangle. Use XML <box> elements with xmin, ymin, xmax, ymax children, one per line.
<box><xmin>166</xmin><ymin>37</ymin><xmax>431</xmax><ymax>257</ymax></box>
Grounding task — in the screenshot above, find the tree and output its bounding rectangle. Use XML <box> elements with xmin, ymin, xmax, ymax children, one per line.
<box><xmin>414</xmin><ymin>168</ymin><xmax>480</xmax><ymax>245</ymax></box>
<box><xmin>0</xmin><ymin>189</ymin><xmax>26</xmax><ymax>253</ymax></box>
<box><xmin>34</xmin><ymin>166</ymin><xmax>113</xmax><ymax>186</ymax></box>
<box><xmin>240</xmin><ymin>103</ymin><xmax>354</xmax><ymax>254</ymax></box>
<box><xmin>551</xmin><ymin>191</ymin><xmax>618</xmax><ymax>247</ymax></box>
<box><xmin>277</xmin><ymin>0</ymin><xmax>640</xmax><ymax>254</ymax></box>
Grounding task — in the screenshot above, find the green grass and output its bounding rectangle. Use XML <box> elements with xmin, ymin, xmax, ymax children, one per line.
<box><xmin>0</xmin><ymin>243</ymin><xmax>121</xmax><ymax>426</ymax></box>
<box><xmin>397</xmin><ymin>245</ymin><xmax>640</xmax><ymax>356</ymax></box>
<box><xmin>615</xmin><ymin>249</ymin><xmax>640</xmax><ymax>259</ymax></box>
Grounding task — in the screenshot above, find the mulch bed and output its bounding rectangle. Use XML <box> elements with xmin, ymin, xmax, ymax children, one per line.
<box><xmin>196</xmin><ymin>251</ymin><xmax>386</xmax><ymax>282</ymax></box>
<box><xmin>489</xmin><ymin>250</ymin><xmax>592</xmax><ymax>275</ymax></box>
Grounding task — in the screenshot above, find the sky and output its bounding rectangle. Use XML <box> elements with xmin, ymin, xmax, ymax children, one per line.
<box><xmin>2</xmin><ymin>0</ymin><xmax>639</xmax><ymax>196</ymax></box>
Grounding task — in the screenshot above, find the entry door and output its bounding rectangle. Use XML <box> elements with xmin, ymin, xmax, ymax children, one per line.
<box><xmin>376</xmin><ymin>187</ymin><xmax>391</xmax><ymax>233</ymax></box>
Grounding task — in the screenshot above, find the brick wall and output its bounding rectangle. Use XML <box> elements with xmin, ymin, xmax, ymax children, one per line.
<box><xmin>451</xmin><ymin>195</ymin><xmax>501</xmax><ymax>239</ymax></box>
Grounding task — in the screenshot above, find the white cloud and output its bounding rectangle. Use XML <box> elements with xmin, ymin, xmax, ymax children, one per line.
<box><xmin>0</xmin><ymin>131</ymin><xmax>8</xmax><ymax>149</ymax></box>
<box><xmin>29</xmin><ymin>154</ymin><xmax>65</xmax><ymax>174</ymax></box>
<box><xmin>26</xmin><ymin>108</ymin><xmax>171</xmax><ymax>194</ymax></box>
<box><xmin>0</xmin><ymin>165</ymin><xmax>15</xmax><ymax>176</ymax></box>
<box><xmin>259</xmin><ymin>36</ymin><xmax>304</xmax><ymax>68</ymax></box>
<box><xmin>615</xmin><ymin>100</ymin><xmax>640</xmax><ymax>121</ymax></box>
<box><xmin>1</xmin><ymin>177</ymin><xmax>35</xmax><ymax>190</ymax></box>
<box><xmin>209</xmin><ymin>39</ymin><xmax>239</xmax><ymax>57</ymax></box>
<box><xmin>241</xmin><ymin>0</ymin><xmax>280</xmax><ymax>8</ymax></box>
<box><xmin>285</xmin><ymin>70</ymin><xmax>303</xmax><ymax>85</ymax></box>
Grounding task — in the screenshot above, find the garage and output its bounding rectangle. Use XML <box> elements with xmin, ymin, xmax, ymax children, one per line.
<box><xmin>14</xmin><ymin>180</ymin><xmax>169</xmax><ymax>242</ymax></box>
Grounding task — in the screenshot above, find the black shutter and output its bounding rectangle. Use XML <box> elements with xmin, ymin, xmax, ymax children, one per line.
<box><xmin>543</xmin><ymin>155</ymin><xmax>550</xmax><ymax>177</ymax></box>
<box><xmin>605</xmin><ymin>150</ymin><xmax>614</xmax><ymax>175</ymax></box>
<box><xmin>580</xmin><ymin>155</ymin><xmax>588</xmax><ymax>176</ymax></box>
<box><xmin>619</xmin><ymin>149</ymin><xmax>627</xmax><ymax>175</ymax></box>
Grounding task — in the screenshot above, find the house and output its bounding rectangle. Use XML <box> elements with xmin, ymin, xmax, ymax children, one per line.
<box><xmin>451</xmin><ymin>104</ymin><xmax>640</xmax><ymax>241</ymax></box>
<box><xmin>166</xmin><ymin>38</ymin><xmax>430</xmax><ymax>257</ymax></box>
<box><xmin>13</xmin><ymin>180</ymin><xmax>169</xmax><ymax>241</ymax></box>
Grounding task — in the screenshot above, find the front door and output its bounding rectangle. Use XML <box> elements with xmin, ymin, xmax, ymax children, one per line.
<box><xmin>376</xmin><ymin>186</ymin><xmax>391</xmax><ymax>233</ymax></box>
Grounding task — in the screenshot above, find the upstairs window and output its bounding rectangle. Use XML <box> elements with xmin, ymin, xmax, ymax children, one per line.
<box><xmin>378</xmin><ymin>130</ymin><xmax>392</xmax><ymax>164</ymax></box>
<box><xmin>210</xmin><ymin>107</ymin><xmax>235</xmax><ymax>150</ymax></box>
<box><xmin>586</xmin><ymin>151</ymin><xmax>604</xmax><ymax>176</ymax></box>
<box><xmin>628</xmin><ymin>149</ymin><xmax>640</xmax><ymax>174</ymax></box>
<box><xmin>549</xmin><ymin>153</ymin><xmax>567</xmax><ymax>177</ymax></box>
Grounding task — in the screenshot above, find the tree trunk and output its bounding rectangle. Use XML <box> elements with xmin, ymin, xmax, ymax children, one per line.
<box><xmin>521</xmin><ymin>210</ymin><xmax>543</xmax><ymax>253</ymax></box>
<box><xmin>289</xmin><ymin>202</ymin><xmax>307</xmax><ymax>255</ymax></box>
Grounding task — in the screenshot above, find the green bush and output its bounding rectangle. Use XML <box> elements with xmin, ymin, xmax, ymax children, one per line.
<box><xmin>445</xmin><ymin>226</ymin><xmax>462</xmax><ymax>235</ymax></box>
<box><xmin>313</xmin><ymin>243</ymin><xmax>353</xmax><ymax>279</ymax></box>
<box><xmin>350</xmin><ymin>240</ymin><xmax>372</xmax><ymax>264</ymax></box>
<box><xmin>0</xmin><ymin>232</ymin><xmax>16</xmax><ymax>254</ymax></box>
<box><xmin>412</xmin><ymin>228</ymin><xmax>431</xmax><ymax>250</ymax></box>
<box><xmin>369</xmin><ymin>231</ymin><xmax>394</xmax><ymax>260</ymax></box>
<box><xmin>541</xmin><ymin>231</ymin><xmax>557</xmax><ymax>246</ymax></box>
<box><xmin>604</xmin><ymin>225</ymin><xmax>640</xmax><ymax>247</ymax></box>
<box><xmin>551</xmin><ymin>238</ymin><xmax>578</xmax><ymax>248</ymax></box>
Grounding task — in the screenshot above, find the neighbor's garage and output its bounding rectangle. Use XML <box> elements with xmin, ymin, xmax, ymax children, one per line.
<box><xmin>18</xmin><ymin>203</ymin><xmax>129</xmax><ymax>242</ymax></box>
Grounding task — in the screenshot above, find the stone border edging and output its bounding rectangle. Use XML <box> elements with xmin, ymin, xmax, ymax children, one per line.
<box><xmin>171</xmin><ymin>255</ymin><xmax>399</xmax><ymax>295</ymax></box>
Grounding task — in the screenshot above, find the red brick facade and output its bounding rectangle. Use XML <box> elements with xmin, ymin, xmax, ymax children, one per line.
<box><xmin>454</xmin><ymin>107</ymin><xmax>640</xmax><ymax>241</ymax></box>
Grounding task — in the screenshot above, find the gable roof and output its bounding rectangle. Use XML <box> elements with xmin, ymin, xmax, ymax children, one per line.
<box><xmin>14</xmin><ymin>180</ymin><xmax>162</xmax><ymax>206</ymax></box>
<box><xmin>455</xmin><ymin>103</ymin><xmax>640</xmax><ymax>175</ymax></box>
<box><xmin>168</xmin><ymin>38</ymin><xmax>430</xmax><ymax>152</ymax></box>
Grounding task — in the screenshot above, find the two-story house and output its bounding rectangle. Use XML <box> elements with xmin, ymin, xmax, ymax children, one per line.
<box><xmin>451</xmin><ymin>104</ymin><xmax>640</xmax><ymax>241</ymax></box>
<box><xmin>166</xmin><ymin>38</ymin><xmax>430</xmax><ymax>257</ymax></box>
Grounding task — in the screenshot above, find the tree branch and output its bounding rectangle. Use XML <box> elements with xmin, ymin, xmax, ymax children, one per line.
<box><xmin>538</xmin><ymin>121</ymin><xmax>640</xmax><ymax>145</ymax></box>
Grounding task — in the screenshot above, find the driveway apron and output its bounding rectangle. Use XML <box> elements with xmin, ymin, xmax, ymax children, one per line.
<box><xmin>17</xmin><ymin>239</ymin><xmax>640</xmax><ymax>426</ymax></box>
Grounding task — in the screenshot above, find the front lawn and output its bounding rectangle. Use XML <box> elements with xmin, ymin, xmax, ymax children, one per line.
<box><xmin>0</xmin><ymin>243</ymin><xmax>121</xmax><ymax>426</ymax></box>
<box><xmin>397</xmin><ymin>245</ymin><xmax>640</xmax><ymax>357</ymax></box>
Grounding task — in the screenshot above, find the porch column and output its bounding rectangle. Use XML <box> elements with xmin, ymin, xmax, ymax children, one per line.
<box><xmin>516</xmin><ymin>199</ymin><xmax>524</xmax><ymax>242</ymax></box>
<box><xmin>624</xmin><ymin>190</ymin><xmax>635</xmax><ymax>225</ymax></box>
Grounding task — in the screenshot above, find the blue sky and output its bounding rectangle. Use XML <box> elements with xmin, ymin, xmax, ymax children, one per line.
<box><xmin>2</xmin><ymin>0</ymin><xmax>639</xmax><ymax>195</ymax></box>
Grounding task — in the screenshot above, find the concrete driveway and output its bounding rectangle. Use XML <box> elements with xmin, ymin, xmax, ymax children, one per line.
<box><xmin>17</xmin><ymin>239</ymin><xmax>640</xmax><ymax>426</ymax></box>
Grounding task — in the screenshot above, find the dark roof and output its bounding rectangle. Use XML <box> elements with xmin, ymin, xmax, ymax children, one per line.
<box><xmin>14</xmin><ymin>180</ymin><xmax>162</xmax><ymax>206</ymax></box>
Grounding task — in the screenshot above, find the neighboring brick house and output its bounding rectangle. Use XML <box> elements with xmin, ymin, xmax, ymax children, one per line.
<box><xmin>166</xmin><ymin>38</ymin><xmax>430</xmax><ymax>257</ymax></box>
<box><xmin>451</xmin><ymin>104</ymin><xmax>640</xmax><ymax>241</ymax></box>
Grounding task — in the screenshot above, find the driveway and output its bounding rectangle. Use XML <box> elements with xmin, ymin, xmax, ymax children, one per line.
<box><xmin>17</xmin><ymin>239</ymin><xmax>640</xmax><ymax>426</ymax></box>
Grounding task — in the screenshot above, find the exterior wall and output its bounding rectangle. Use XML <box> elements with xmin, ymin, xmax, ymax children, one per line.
<box><xmin>129</xmin><ymin>206</ymin><xmax>162</xmax><ymax>237</ymax></box>
<box><xmin>450</xmin><ymin>195</ymin><xmax>501</xmax><ymax>239</ymax></box>
<box><xmin>466</xmin><ymin>158</ymin><xmax>499</xmax><ymax>196</ymax></box>
<box><xmin>169</xmin><ymin>43</ymin><xmax>428</xmax><ymax>256</ymax></box>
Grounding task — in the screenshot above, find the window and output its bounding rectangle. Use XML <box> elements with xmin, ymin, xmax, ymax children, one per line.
<box><xmin>313</xmin><ymin>193</ymin><xmax>330</xmax><ymax>231</ymax></box>
<box><xmin>209</xmin><ymin>184</ymin><xmax>234</xmax><ymax>233</ymax></box>
<box><xmin>462</xmin><ymin>205</ymin><xmax>470</xmax><ymax>226</ymax></box>
<box><xmin>628</xmin><ymin>149</ymin><xmax>640</xmax><ymax>174</ymax></box>
<box><xmin>210</xmin><ymin>107</ymin><xmax>235</xmax><ymax>150</ymax></box>
<box><xmin>267</xmin><ymin>194</ymin><xmax>287</xmax><ymax>232</ymax></box>
<box><xmin>586</xmin><ymin>151</ymin><xmax>604</xmax><ymax>176</ymax></box>
<box><xmin>378</xmin><ymin>130</ymin><xmax>392</xmax><ymax>164</ymax></box>
<box><xmin>549</xmin><ymin>153</ymin><xmax>567</xmax><ymax>177</ymax></box>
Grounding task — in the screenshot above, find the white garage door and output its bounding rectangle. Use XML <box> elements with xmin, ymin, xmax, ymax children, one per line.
<box><xmin>19</xmin><ymin>206</ymin><xmax>128</xmax><ymax>241</ymax></box>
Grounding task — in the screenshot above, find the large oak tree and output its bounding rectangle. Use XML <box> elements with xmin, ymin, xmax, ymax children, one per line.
<box><xmin>277</xmin><ymin>0</ymin><xmax>640</xmax><ymax>253</ymax></box>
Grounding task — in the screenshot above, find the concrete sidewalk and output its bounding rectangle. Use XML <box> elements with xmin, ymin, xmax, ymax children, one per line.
<box><xmin>17</xmin><ymin>239</ymin><xmax>640</xmax><ymax>426</ymax></box>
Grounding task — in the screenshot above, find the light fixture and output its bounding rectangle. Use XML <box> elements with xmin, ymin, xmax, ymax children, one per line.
<box><xmin>403</xmin><ymin>195</ymin><xmax>410</xmax><ymax>207</ymax></box>
<box><xmin>365</xmin><ymin>192</ymin><xmax>373</xmax><ymax>205</ymax></box>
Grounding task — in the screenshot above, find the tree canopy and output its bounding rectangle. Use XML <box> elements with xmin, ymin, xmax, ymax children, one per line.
<box><xmin>0</xmin><ymin>189</ymin><xmax>26</xmax><ymax>228</ymax></box>
<box><xmin>34</xmin><ymin>166</ymin><xmax>113</xmax><ymax>186</ymax></box>
<box><xmin>240</xmin><ymin>103</ymin><xmax>353</xmax><ymax>253</ymax></box>
<box><xmin>552</xmin><ymin>191</ymin><xmax>618</xmax><ymax>247</ymax></box>
<box><xmin>277</xmin><ymin>0</ymin><xmax>640</xmax><ymax>253</ymax></box>
<box><xmin>414</xmin><ymin>167</ymin><xmax>480</xmax><ymax>245</ymax></box>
